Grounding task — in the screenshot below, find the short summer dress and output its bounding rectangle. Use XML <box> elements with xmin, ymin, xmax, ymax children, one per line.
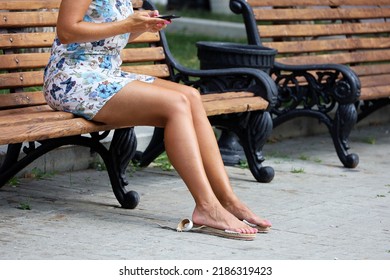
<box><xmin>43</xmin><ymin>0</ymin><xmax>156</xmax><ymax>120</ymax></box>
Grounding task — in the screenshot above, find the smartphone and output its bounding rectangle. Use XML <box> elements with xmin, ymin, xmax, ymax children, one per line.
<box><xmin>157</xmin><ymin>15</ymin><xmax>181</xmax><ymax>20</ymax></box>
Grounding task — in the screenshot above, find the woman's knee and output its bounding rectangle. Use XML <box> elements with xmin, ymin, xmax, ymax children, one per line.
<box><xmin>168</xmin><ymin>91</ymin><xmax>192</xmax><ymax>116</ymax></box>
<box><xmin>186</xmin><ymin>87</ymin><xmax>202</xmax><ymax>103</ymax></box>
<box><xmin>179</xmin><ymin>86</ymin><xmax>203</xmax><ymax>110</ymax></box>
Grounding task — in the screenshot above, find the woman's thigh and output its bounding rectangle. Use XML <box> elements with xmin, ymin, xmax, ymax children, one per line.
<box><xmin>92</xmin><ymin>79</ymin><xmax>192</xmax><ymax>127</ymax></box>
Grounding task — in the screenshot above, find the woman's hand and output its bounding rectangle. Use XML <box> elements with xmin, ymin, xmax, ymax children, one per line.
<box><xmin>125</xmin><ymin>10</ymin><xmax>171</xmax><ymax>33</ymax></box>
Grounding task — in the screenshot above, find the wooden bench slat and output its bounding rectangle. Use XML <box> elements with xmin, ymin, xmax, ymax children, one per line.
<box><xmin>203</xmin><ymin>96</ymin><xmax>269</xmax><ymax>116</ymax></box>
<box><xmin>0</xmin><ymin>0</ymin><xmax>143</xmax><ymax>10</ymax></box>
<box><xmin>0</xmin><ymin>0</ymin><xmax>61</xmax><ymax>10</ymax></box>
<box><xmin>265</xmin><ymin>37</ymin><xmax>390</xmax><ymax>54</ymax></box>
<box><xmin>0</xmin><ymin>105</ymin><xmax>52</xmax><ymax>117</ymax></box>
<box><xmin>0</xmin><ymin>71</ymin><xmax>44</xmax><ymax>89</ymax></box>
<box><xmin>201</xmin><ymin>91</ymin><xmax>255</xmax><ymax>102</ymax></box>
<box><xmin>0</xmin><ymin>47</ymin><xmax>163</xmax><ymax>71</ymax></box>
<box><xmin>259</xmin><ymin>22</ymin><xmax>390</xmax><ymax>38</ymax></box>
<box><xmin>0</xmin><ymin>32</ymin><xmax>160</xmax><ymax>50</ymax></box>
<box><xmin>0</xmin><ymin>63</ymin><xmax>172</xmax><ymax>89</ymax></box>
<box><xmin>0</xmin><ymin>118</ymin><xmax>117</xmax><ymax>145</ymax></box>
<box><xmin>0</xmin><ymin>92</ymin><xmax>46</xmax><ymax>110</ymax></box>
<box><xmin>0</xmin><ymin>53</ymin><xmax>50</xmax><ymax>70</ymax></box>
<box><xmin>0</xmin><ymin>33</ymin><xmax>55</xmax><ymax>49</ymax></box>
<box><xmin>0</xmin><ymin>110</ymin><xmax>75</xmax><ymax>127</ymax></box>
<box><xmin>276</xmin><ymin>49</ymin><xmax>390</xmax><ymax>65</ymax></box>
<box><xmin>121</xmin><ymin>64</ymin><xmax>171</xmax><ymax>78</ymax></box>
<box><xmin>360</xmin><ymin>85</ymin><xmax>390</xmax><ymax>100</ymax></box>
<box><xmin>352</xmin><ymin>64</ymin><xmax>390</xmax><ymax>77</ymax></box>
<box><xmin>359</xmin><ymin>74</ymin><xmax>390</xmax><ymax>88</ymax></box>
<box><xmin>121</xmin><ymin>47</ymin><xmax>165</xmax><ymax>63</ymax></box>
<box><xmin>247</xmin><ymin>0</ymin><xmax>390</xmax><ymax>7</ymax></box>
<box><xmin>254</xmin><ymin>8</ymin><xmax>390</xmax><ymax>22</ymax></box>
<box><xmin>130</xmin><ymin>32</ymin><xmax>161</xmax><ymax>44</ymax></box>
<box><xmin>0</xmin><ymin>11</ymin><xmax>58</xmax><ymax>28</ymax></box>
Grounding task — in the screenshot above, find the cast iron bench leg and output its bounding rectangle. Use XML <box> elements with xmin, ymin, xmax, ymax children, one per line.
<box><xmin>0</xmin><ymin>129</ymin><xmax>140</xmax><ymax>209</ymax></box>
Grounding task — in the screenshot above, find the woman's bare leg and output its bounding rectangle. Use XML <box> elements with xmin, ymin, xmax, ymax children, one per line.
<box><xmin>151</xmin><ymin>79</ymin><xmax>271</xmax><ymax>228</ymax></box>
<box><xmin>93</xmin><ymin>80</ymin><xmax>257</xmax><ymax>233</ymax></box>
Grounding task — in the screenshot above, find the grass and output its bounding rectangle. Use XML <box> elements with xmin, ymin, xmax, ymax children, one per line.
<box><xmin>153</xmin><ymin>152</ymin><xmax>173</xmax><ymax>171</ymax></box>
<box><xmin>155</xmin><ymin>4</ymin><xmax>244</xmax><ymax>23</ymax></box>
<box><xmin>165</xmin><ymin>32</ymin><xmax>246</xmax><ymax>69</ymax></box>
<box><xmin>156</xmin><ymin>3</ymin><xmax>246</xmax><ymax>69</ymax></box>
<box><xmin>17</xmin><ymin>202</ymin><xmax>31</xmax><ymax>210</ymax></box>
<box><xmin>290</xmin><ymin>167</ymin><xmax>305</xmax><ymax>174</ymax></box>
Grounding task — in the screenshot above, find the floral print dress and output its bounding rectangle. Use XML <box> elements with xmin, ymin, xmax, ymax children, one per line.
<box><xmin>43</xmin><ymin>0</ymin><xmax>155</xmax><ymax>120</ymax></box>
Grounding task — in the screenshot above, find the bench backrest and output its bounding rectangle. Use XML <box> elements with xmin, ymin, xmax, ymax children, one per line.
<box><xmin>0</xmin><ymin>0</ymin><xmax>170</xmax><ymax>111</ymax></box>
<box><xmin>233</xmin><ymin>0</ymin><xmax>390</xmax><ymax>96</ymax></box>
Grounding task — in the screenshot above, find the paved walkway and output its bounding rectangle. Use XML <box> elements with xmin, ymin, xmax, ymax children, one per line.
<box><xmin>0</xmin><ymin>123</ymin><xmax>389</xmax><ymax>260</ymax></box>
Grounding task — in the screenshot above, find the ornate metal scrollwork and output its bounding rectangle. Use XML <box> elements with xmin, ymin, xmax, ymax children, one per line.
<box><xmin>272</xmin><ymin>69</ymin><xmax>342</xmax><ymax>116</ymax></box>
<box><xmin>172</xmin><ymin>71</ymin><xmax>255</xmax><ymax>95</ymax></box>
<box><xmin>271</xmin><ymin>67</ymin><xmax>360</xmax><ymax>168</ymax></box>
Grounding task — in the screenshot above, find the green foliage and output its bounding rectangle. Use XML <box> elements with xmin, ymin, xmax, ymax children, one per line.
<box><xmin>290</xmin><ymin>167</ymin><xmax>305</xmax><ymax>174</ymax></box>
<box><xmin>154</xmin><ymin>152</ymin><xmax>173</xmax><ymax>171</ymax></box>
<box><xmin>165</xmin><ymin>32</ymin><xmax>246</xmax><ymax>69</ymax></box>
<box><xmin>7</xmin><ymin>177</ymin><xmax>20</xmax><ymax>187</ymax></box>
<box><xmin>238</xmin><ymin>160</ymin><xmax>249</xmax><ymax>169</ymax></box>
<box><xmin>26</xmin><ymin>167</ymin><xmax>56</xmax><ymax>180</ymax></box>
<box><xmin>17</xmin><ymin>202</ymin><xmax>31</xmax><ymax>210</ymax></box>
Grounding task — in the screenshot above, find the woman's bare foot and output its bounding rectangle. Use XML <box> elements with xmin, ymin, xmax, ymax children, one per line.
<box><xmin>222</xmin><ymin>197</ymin><xmax>272</xmax><ymax>229</ymax></box>
<box><xmin>191</xmin><ymin>201</ymin><xmax>258</xmax><ymax>234</ymax></box>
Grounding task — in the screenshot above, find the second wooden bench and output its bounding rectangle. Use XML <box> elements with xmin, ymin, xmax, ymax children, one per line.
<box><xmin>230</xmin><ymin>0</ymin><xmax>390</xmax><ymax>168</ymax></box>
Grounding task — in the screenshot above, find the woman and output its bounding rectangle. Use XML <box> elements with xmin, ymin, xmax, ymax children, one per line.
<box><xmin>43</xmin><ymin>0</ymin><xmax>271</xmax><ymax>240</ymax></box>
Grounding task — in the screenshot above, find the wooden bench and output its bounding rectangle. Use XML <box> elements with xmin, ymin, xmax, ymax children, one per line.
<box><xmin>230</xmin><ymin>0</ymin><xmax>390</xmax><ymax>168</ymax></box>
<box><xmin>0</xmin><ymin>0</ymin><xmax>278</xmax><ymax>209</ymax></box>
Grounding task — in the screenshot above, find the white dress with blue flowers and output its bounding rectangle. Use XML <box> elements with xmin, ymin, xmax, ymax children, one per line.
<box><xmin>43</xmin><ymin>0</ymin><xmax>155</xmax><ymax>120</ymax></box>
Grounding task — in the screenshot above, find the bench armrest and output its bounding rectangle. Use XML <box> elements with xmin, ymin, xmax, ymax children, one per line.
<box><xmin>163</xmin><ymin>42</ymin><xmax>278</xmax><ymax>110</ymax></box>
<box><xmin>272</xmin><ymin>62</ymin><xmax>361</xmax><ymax>104</ymax></box>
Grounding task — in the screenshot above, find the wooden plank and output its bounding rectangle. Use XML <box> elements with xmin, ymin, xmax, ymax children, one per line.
<box><xmin>0</xmin><ymin>105</ymin><xmax>52</xmax><ymax>116</ymax></box>
<box><xmin>247</xmin><ymin>0</ymin><xmax>390</xmax><ymax>7</ymax></box>
<box><xmin>0</xmin><ymin>117</ymin><xmax>118</xmax><ymax>145</ymax></box>
<box><xmin>0</xmin><ymin>0</ymin><xmax>61</xmax><ymax>10</ymax></box>
<box><xmin>360</xmin><ymin>85</ymin><xmax>390</xmax><ymax>100</ymax></box>
<box><xmin>0</xmin><ymin>32</ymin><xmax>158</xmax><ymax>50</ymax></box>
<box><xmin>203</xmin><ymin>96</ymin><xmax>269</xmax><ymax>116</ymax></box>
<box><xmin>201</xmin><ymin>91</ymin><xmax>255</xmax><ymax>102</ymax></box>
<box><xmin>359</xmin><ymin>74</ymin><xmax>390</xmax><ymax>88</ymax></box>
<box><xmin>254</xmin><ymin>8</ymin><xmax>390</xmax><ymax>21</ymax></box>
<box><xmin>259</xmin><ymin>22</ymin><xmax>390</xmax><ymax>38</ymax></box>
<box><xmin>276</xmin><ymin>49</ymin><xmax>390</xmax><ymax>65</ymax></box>
<box><xmin>129</xmin><ymin>32</ymin><xmax>161</xmax><ymax>44</ymax></box>
<box><xmin>121</xmin><ymin>64</ymin><xmax>171</xmax><ymax>78</ymax></box>
<box><xmin>0</xmin><ymin>11</ymin><xmax>58</xmax><ymax>28</ymax></box>
<box><xmin>351</xmin><ymin>64</ymin><xmax>390</xmax><ymax>77</ymax></box>
<box><xmin>0</xmin><ymin>71</ymin><xmax>44</xmax><ymax>89</ymax></box>
<box><xmin>0</xmin><ymin>53</ymin><xmax>50</xmax><ymax>70</ymax></box>
<box><xmin>121</xmin><ymin>47</ymin><xmax>165</xmax><ymax>63</ymax></box>
<box><xmin>264</xmin><ymin>37</ymin><xmax>390</xmax><ymax>54</ymax></box>
<box><xmin>0</xmin><ymin>65</ymin><xmax>171</xmax><ymax>89</ymax></box>
<box><xmin>0</xmin><ymin>0</ymin><xmax>142</xmax><ymax>10</ymax></box>
<box><xmin>0</xmin><ymin>92</ymin><xmax>46</xmax><ymax>109</ymax></box>
<box><xmin>0</xmin><ymin>110</ymin><xmax>75</xmax><ymax>127</ymax></box>
<box><xmin>0</xmin><ymin>33</ymin><xmax>55</xmax><ymax>49</ymax></box>
<box><xmin>0</xmin><ymin>62</ymin><xmax>169</xmax><ymax>89</ymax></box>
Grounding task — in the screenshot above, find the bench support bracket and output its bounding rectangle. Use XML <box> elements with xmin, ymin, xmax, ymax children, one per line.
<box><xmin>0</xmin><ymin>128</ymin><xmax>140</xmax><ymax>209</ymax></box>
